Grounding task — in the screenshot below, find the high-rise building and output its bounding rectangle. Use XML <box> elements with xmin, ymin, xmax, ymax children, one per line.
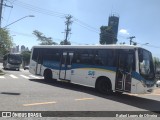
<box><xmin>16</xmin><ymin>45</ymin><xmax>19</xmax><ymax>53</ymax></box>
<box><xmin>108</xmin><ymin>14</ymin><xmax>119</xmax><ymax>43</ymax></box>
<box><xmin>21</xmin><ymin>45</ymin><xmax>25</xmax><ymax>52</ymax></box>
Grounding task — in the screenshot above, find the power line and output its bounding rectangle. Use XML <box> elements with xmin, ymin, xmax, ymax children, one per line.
<box><xmin>14</xmin><ymin>1</ymin><xmax>101</xmax><ymax>33</ymax></box>
<box><xmin>10</xmin><ymin>1</ymin><xmax>160</xmax><ymax>48</ymax></box>
<box><xmin>4</xmin><ymin>0</ymin><xmax>14</xmax><ymax>26</ymax></box>
<box><xmin>14</xmin><ymin>0</ymin><xmax>67</xmax><ymax>18</ymax></box>
<box><xmin>73</xmin><ymin>17</ymin><xmax>99</xmax><ymax>32</ymax></box>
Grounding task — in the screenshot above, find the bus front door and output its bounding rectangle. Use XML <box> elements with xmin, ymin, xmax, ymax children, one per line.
<box><xmin>59</xmin><ymin>52</ymin><xmax>73</xmax><ymax>80</ymax></box>
<box><xmin>115</xmin><ymin>52</ymin><xmax>134</xmax><ymax>92</ymax></box>
<box><xmin>36</xmin><ymin>53</ymin><xmax>42</xmax><ymax>75</ymax></box>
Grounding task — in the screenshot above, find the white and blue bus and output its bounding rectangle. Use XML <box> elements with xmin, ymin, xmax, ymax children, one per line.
<box><xmin>29</xmin><ymin>45</ymin><xmax>156</xmax><ymax>94</ymax></box>
<box><xmin>3</xmin><ymin>53</ymin><xmax>22</xmax><ymax>71</ymax></box>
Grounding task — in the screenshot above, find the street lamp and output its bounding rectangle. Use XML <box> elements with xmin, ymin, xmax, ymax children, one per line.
<box><xmin>3</xmin><ymin>15</ymin><xmax>35</xmax><ymax>28</ymax></box>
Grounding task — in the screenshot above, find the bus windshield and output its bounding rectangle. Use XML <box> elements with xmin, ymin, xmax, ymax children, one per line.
<box><xmin>8</xmin><ymin>54</ymin><xmax>22</xmax><ymax>64</ymax></box>
<box><xmin>139</xmin><ymin>49</ymin><xmax>155</xmax><ymax>80</ymax></box>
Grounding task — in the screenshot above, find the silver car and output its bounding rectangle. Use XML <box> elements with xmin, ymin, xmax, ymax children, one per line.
<box><xmin>24</xmin><ymin>66</ymin><xmax>29</xmax><ymax>70</ymax></box>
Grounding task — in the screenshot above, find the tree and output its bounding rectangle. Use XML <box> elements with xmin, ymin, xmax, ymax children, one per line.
<box><xmin>0</xmin><ymin>28</ymin><xmax>13</xmax><ymax>55</ymax></box>
<box><xmin>99</xmin><ymin>26</ymin><xmax>116</xmax><ymax>44</ymax></box>
<box><xmin>153</xmin><ymin>57</ymin><xmax>160</xmax><ymax>72</ymax></box>
<box><xmin>21</xmin><ymin>51</ymin><xmax>31</xmax><ymax>68</ymax></box>
<box><xmin>60</xmin><ymin>40</ymin><xmax>71</xmax><ymax>45</ymax></box>
<box><xmin>33</xmin><ymin>30</ymin><xmax>58</xmax><ymax>45</ymax></box>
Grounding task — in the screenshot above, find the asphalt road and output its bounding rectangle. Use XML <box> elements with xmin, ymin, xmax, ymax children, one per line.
<box><xmin>0</xmin><ymin>63</ymin><xmax>160</xmax><ymax>119</ymax></box>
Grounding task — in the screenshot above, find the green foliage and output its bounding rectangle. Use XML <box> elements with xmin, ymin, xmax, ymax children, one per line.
<box><xmin>99</xmin><ymin>26</ymin><xmax>116</xmax><ymax>44</ymax></box>
<box><xmin>0</xmin><ymin>28</ymin><xmax>13</xmax><ymax>55</ymax></box>
<box><xmin>21</xmin><ymin>51</ymin><xmax>31</xmax><ymax>67</ymax></box>
<box><xmin>133</xmin><ymin>42</ymin><xmax>137</xmax><ymax>46</ymax></box>
<box><xmin>60</xmin><ymin>40</ymin><xmax>71</xmax><ymax>45</ymax></box>
<box><xmin>33</xmin><ymin>30</ymin><xmax>58</xmax><ymax>45</ymax></box>
<box><xmin>153</xmin><ymin>57</ymin><xmax>160</xmax><ymax>68</ymax></box>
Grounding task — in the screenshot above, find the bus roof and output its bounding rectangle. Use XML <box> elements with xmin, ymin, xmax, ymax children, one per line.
<box><xmin>32</xmin><ymin>44</ymin><xmax>142</xmax><ymax>49</ymax></box>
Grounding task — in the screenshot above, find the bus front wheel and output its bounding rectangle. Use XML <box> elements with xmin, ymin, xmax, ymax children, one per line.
<box><xmin>96</xmin><ymin>77</ymin><xmax>112</xmax><ymax>95</ymax></box>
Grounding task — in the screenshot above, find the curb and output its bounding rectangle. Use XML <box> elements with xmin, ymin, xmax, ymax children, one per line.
<box><xmin>0</xmin><ymin>69</ymin><xmax>5</xmax><ymax>75</ymax></box>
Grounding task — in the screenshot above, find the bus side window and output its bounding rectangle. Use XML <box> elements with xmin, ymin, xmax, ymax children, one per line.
<box><xmin>32</xmin><ymin>48</ymin><xmax>39</xmax><ymax>62</ymax></box>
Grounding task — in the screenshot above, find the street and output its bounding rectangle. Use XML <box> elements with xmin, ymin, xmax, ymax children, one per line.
<box><xmin>0</xmin><ymin>63</ymin><xmax>160</xmax><ymax>119</ymax></box>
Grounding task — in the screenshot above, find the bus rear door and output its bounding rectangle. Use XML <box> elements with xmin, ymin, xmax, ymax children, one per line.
<box><xmin>115</xmin><ymin>50</ymin><xmax>134</xmax><ymax>92</ymax></box>
<box><xmin>59</xmin><ymin>52</ymin><xmax>73</xmax><ymax>80</ymax></box>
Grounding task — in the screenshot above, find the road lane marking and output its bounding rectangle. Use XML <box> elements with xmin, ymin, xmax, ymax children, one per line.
<box><xmin>23</xmin><ymin>101</ymin><xmax>57</xmax><ymax>106</ymax></box>
<box><xmin>0</xmin><ymin>76</ymin><xmax>5</xmax><ymax>79</ymax></box>
<box><xmin>29</xmin><ymin>75</ymin><xmax>41</xmax><ymax>79</ymax></box>
<box><xmin>10</xmin><ymin>74</ymin><xmax>18</xmax><ymax>78</ymax></box>
<box><xmin>20</xmin><ymin>75</ymin><xmax>30</xmax><ymax>79</ymax></box>
<box><xmin>129</xmin><ymin>93</ymin><xmax>160</xmax><ymax>96</ymax></box>
<box><xmin>75</xmin><ymin>98</ymin><xmax>94</xmax><ymax>101</ymax></box>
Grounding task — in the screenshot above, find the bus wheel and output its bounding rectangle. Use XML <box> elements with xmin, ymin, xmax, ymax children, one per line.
<box><xmin>44</xmin><ymin>69</ymin><xmax>52</xmax><ymax>81</ymax></box>
<box><xmin>96</xmin><ymin>78</ymin><xmax>112</xmax><ymax>95</ymax></box>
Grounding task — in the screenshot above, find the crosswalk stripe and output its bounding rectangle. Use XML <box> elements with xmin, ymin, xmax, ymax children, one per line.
<box><xmin>10</xmin><ymin>74</ymin><xmax>18</xmax><ymax>78</ymax></box>
<box><xmin>0</xmin><ymin>74</ymin><xmax>43</xmax><ymax>79</ymax></box>
<box><xmin>20</xmin><ymin>75</ymin><xmax>30</xmax><ymax>79</ymax></box>
<box><xmin>0</xmin><ymin>76</ymin><xmax>5</xmax><ymax>79</ymax></box>
<box><xmin>29</xmin><ymin>75</ymin><xmax>41</xmax><ymax>79</ymax></box>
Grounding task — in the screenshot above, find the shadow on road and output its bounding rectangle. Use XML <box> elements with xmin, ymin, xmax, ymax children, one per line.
<box><xmin>29</xmin><ymin>79</ymin><xmax>160</xmax><ymax>112</ymax></box>
<box><xmin>1</xmin><ymin>92</ymin><xmax>21</xmax><ymax>95</ymax></box>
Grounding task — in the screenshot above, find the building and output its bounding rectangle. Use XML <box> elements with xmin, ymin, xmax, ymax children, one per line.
<box><xmin>16</xmin><ymin>45</ymin><xmax>19</xmax><ymax>53</ymax></box>
<box><xmin>21</xmin><ymin>45</ymin><xmax>25</xmax><ymax>52</ymax></box>
<box><xmin>99</xmin><ymin>14</ymin><xmax>119</xmax><ymax>44</ymax></box>
<box><xmin>108</xmin><ymin>14</ymin><xmax>119</xmax><ymax>41</ymax></box>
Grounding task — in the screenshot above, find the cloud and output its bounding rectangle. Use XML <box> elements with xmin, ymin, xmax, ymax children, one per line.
<box><xmin>119</xmin><ymin>29</ymin><xmax>130</xmax><ymax>35</ymax></box>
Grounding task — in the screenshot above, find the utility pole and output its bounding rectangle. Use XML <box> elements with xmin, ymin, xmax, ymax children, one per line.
<box><xmin>0</xmin><ymin>0</ymin><xmax>13</xmax><ymax>28</ymax></box>
<box><xmin>0</xmin><ymin>0</ymin><xmax>4</xmax><ymax>28</ymax></box>
<box><xmin>128</xmin><ymin>36</ymin><xmax>135</xmax><ymax>45</ymax></box>
<box><xmin>63</xmin><ymin>15</ymin><xmax>73</xmax><ymax>45</ymax></box>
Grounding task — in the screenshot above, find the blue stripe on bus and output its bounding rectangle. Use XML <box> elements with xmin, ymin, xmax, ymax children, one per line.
<box><xmin>43</xmin><ymin>61</ymin><xmax>144</xmax><ymax>82</ymax></box>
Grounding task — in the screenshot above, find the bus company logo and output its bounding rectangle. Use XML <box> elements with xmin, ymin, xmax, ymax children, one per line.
<box><xmin>2</xmin><ymin>112</ymin><xmax>11</xmax><ymax>117</ymax></box>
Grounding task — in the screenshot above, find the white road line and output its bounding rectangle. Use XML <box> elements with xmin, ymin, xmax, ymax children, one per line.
<box><xmin>10</xmin><ymin>74</ymin><xmax>18</xmax><ymax>79</ymax></box>
<box><xmin>75</xmin><ymin>98</ymin><xmax>94</xmax><ymax>101</ymax></box>
<box><xmin>20</xmin><ymin>75</ymin><xmax>30</xmax><ymax>79</ymax></box>
<box><xmin>0</xmin><ymin>76</ymin><xmax>5</xmax><ymax>79</ymax></box>
<box><xmin>29</xmin><ymin>75</ymin><xmax>41</xmax><ymax>79</ymax></box>
<box><xmin>23</xmin><ymin>101</ymin><xmax>57</xmax><ymax>106</ymax></box>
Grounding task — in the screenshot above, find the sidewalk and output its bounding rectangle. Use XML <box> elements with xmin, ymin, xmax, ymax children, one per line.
<box><xmin>0</xmin><ymin>63</ymin><xmax>5</xmax><ymax>75</ymax></box>
<box><xmin>0</xmin><ymin>69</ymin><xmax>4</xmax><ymax>75</ymax></box>
<box><xmin>152</xmin><ymin>88</ymin><xmax>160</xmax><ymax>94</ymax></box>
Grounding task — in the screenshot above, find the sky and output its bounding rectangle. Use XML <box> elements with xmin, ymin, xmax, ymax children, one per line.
<box><xmin>2</xmin><ymin>0</ymin><xmax>160</xmax><ymax>58</ymax></box>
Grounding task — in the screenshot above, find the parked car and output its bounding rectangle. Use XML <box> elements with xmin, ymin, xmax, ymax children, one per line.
<box><xmin>156</xmin><ymin>80</ymin><xmax>160</xmax><ymax>87</ymax></box>
<box><xmin>24</xmin><ymin>66</ymin><xmax>29</xmax><ymax>70</ymax></box>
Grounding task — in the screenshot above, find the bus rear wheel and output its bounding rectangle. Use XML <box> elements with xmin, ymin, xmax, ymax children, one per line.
<box><xmin>96</xmin><ymin>78</ymin><xmax>112</xmax><ymax>95</ymax></box>
<box><xmin>44</xmin><ymin>69</ymin><xmax>52</xmax><ymax>81</ymax></box>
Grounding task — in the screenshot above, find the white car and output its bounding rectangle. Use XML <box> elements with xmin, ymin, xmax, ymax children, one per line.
<box><xmin>24</xmin><ymin>66</ymin><xmax>29</xmax><ymax>70</ymax></box>
<box><xmin>156</xmin><ymin>80</ymin><xmax>160</xmax><ymax>87</ymax></box>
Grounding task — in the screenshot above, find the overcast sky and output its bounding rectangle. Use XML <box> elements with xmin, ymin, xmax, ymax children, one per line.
<box><xmin>2</xmin><ymin>0</ymin><xmax>160</xmax><ymax>57</ymax></box>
